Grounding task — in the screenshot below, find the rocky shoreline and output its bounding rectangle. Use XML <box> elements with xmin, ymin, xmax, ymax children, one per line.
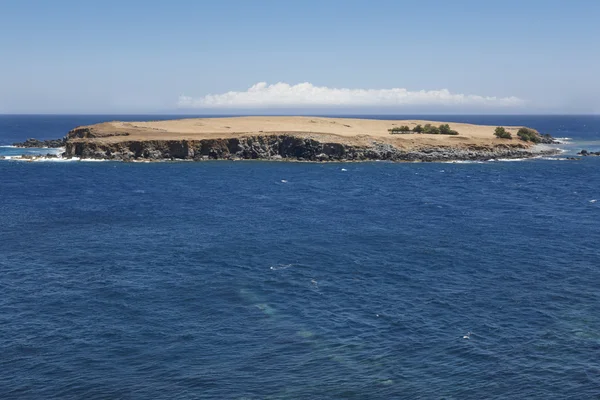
<box><xmin>58</xmin><ymin>135</ymin><xmax>559</xmax><ymax>162</ymax></box>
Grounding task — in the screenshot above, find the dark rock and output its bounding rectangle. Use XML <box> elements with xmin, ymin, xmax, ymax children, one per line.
<box><xmin>578</xmin><ymin>149</ymin><xmax>600</xmax><ymax>156</ymax></box>
<box><xmin>539</xmin><ymin>133</ymin><xmax>559</xmax><ymax>144</ymax></box>
<box><xmin>13</xmin><ymin>138</ymin><xmax>65</xmax><ymax>148</ymax></box>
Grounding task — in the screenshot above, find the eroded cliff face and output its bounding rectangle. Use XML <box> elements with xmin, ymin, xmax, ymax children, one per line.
<box><xmin>66</xmin><ymin>127</ymin><xmax>130</xmax><ymax>140</ymax></box>
<box><xmin>64</xmin><ymin>134</ymin><xmax>549</xmax><ymax>162</ymax></box>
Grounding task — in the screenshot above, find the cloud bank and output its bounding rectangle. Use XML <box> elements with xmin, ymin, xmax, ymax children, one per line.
<box><xmin>178</xmin><ymin>82</ymin><xmax>524</xmax><ymax>109</ymax></box>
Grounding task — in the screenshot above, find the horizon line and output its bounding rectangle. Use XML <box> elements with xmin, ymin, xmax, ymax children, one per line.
<box><xmin>1</xmin><ymin>112</ymin><xmax>599</xmax><ymax>117</ymax></box>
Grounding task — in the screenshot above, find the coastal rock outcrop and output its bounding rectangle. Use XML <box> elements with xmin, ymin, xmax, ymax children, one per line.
<box><xmin>539</xmin><ymin>134</ymin><xmax>559</xmax><ymax>144</ymax></box>
<box><xmin>13</xmin><ymin>138</ymin><xmax>65</xmax><ymax>148</ymax></box>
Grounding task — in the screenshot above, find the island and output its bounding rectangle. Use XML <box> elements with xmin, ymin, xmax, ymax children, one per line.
<box><xmin>14</xmin><ymin>117</ymin><xmax>560</xmax><ymax>162</ymax></box>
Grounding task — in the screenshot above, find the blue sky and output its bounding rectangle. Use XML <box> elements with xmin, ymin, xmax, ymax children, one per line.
<box><xmin>1</xmin><ymin>0</ymin><xmax>598</xmax><ymax>114</ymax></box>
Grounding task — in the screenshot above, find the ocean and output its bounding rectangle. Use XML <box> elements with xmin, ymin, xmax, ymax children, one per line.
<box><xmin>1</xmin><ymin>115</ymin><xmax>600</xmax><ymax>399</ymax></box>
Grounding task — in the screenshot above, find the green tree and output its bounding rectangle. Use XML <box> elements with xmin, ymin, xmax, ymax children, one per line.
<box><xmin>423</xmin><ymin>124</ymin><xmax>440</xmax><ymax>134</ymax></box>
<box><xmin>439</xmin><ymin>124</ymin><xmax>451</xmax><ymax>134</ymax></box>
<box><xmin>439</xmin><ymin>124</ymin><xmax>458</xmax><ymax>135</ymax></box>
<box><xmin>494</xmin><ymin>126</ymin><xmax>512</xmax><ymax>139</ymax></box>
<box><xmin>413</xmin><ymin>124</ymin><xmax>424</xmax><ymax>133</ymax></box>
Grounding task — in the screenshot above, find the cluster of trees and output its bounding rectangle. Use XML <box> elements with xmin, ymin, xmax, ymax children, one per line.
<box><xmin>388</xmin><ymin>125</ymin><xmax>412</xmax><ymax>133</ymax></box>
<box><xmin>494</xmin><ymin>126</ymin><xmax>542</xmax><ymax>143</ymax></box>
<box><xmin>516</xmin><ymin>127</ymin><xmax>542</xmax><ymax>143</ymax></box>
<box><xmin>388</xmin><ymin>123</ymin><xmax>458</xmax><ymax>135</ymax></box>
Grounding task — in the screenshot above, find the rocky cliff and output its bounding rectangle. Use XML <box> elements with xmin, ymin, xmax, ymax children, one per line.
<box><xmin>64</xmin><ymin>134</ymin><xmax>556</xmax><ymax>162</ymax></box>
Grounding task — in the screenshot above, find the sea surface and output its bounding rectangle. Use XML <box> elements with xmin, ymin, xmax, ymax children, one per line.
<box><xmin>1</xmin><ymin>115</ymin><xmax>600</xmax><ymax>399</ymax></box>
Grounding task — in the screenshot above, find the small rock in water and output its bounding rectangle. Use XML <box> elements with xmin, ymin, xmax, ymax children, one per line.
<box><xmin>578</xmin><ymin>149</ymin><xmax>600</xmax><ymax>156</ymax></box>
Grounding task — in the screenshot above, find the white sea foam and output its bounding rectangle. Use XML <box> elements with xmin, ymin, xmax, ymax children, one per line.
<box><xmin>1</xmin><ymin>155</ymin><xmax>80</xmax><ymax>162</ymax></box>
<box><xmin>492</xmin><ymin>158</ymin><xmax>529</xmax><ymax>162</ymax></box>
<box><xmin>492</xmin><ymin>155</ymin><xmax>573</xmax><ymax>162</ymax></box>
<box><xmin>270</xmin><ymin>263</ymin><xmax>294</xmax><ymax>271</ymax></box>
<box><xmin>554</xmin><ymin>137</ymin><xmax>573</xmax><ymax>144</ymax></box>
<box><xmin>0</xmin><ymin>145</ymin><xmax>17</xmax><ymax>148</ymax></box>
<box><xmin>537</xmin><ymin>157</ymin><xmax>570</xmax><ymax>161</ymax></box>
<box><xmin>443</xmin><ymin>160</ymin><xmax>484</xmax><ymax>164</ymax></box>
<box><xmin>32</xmin><ymin>157</ymin><xmax>78</xmax><ymax>163</ymax></box>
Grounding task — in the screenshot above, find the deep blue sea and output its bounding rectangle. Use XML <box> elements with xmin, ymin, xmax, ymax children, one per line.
<box><xmin>1</xmin><ymin>115</ymin><xmax>600</xmax><ymax>399</ymax></box>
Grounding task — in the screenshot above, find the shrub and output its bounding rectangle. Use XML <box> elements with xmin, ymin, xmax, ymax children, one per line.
<box><xmin>388</xmin><ymin>125</ymin><xmax>412</xmax><ymax>134</ymax></box>
<box><xmin>423</xmin><ymin>124</ymin><xmax>440</xmax><ymax>134</ymax></box>
<box><xmin>439</xmin><ymin>124</ymin><xmax>459</xmax><ymax>135</ymax></box>
<box><xmin>413</xmin><ymin>124</ymin><xmax>423</xmax><ymax>133</ymax></box>
<box><xmin>517</xmin><ymin>127</ymin><xmax>541</xmax><ymax>143</ymax></box>
<box><xmin>494</xmin><ymin>126</ymin><xmax>512</xmax><ymax>139</ymax></box>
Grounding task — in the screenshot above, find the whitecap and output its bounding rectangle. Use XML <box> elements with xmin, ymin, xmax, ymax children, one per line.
<box><xmin>270</xmin><ymin>263</ymin><xmax>294</xmax><ymax>271</ymax></box>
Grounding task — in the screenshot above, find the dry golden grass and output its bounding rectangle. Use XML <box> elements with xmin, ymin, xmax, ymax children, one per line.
<box><xmin>73</xmin><ymin>116</ymin><xmax>531</xmax><ymax>150</ymax></box>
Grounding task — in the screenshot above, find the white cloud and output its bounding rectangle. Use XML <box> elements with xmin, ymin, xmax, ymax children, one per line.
<box><xmin>178</xmin><ymin>82</ymin><xmax>524</xmax><ymax>108</ymax></box>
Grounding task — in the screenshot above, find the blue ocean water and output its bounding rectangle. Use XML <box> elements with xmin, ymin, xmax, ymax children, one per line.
<box><xmin>1</xmin><ymin>115</ymin><xmax>600</xmax><ymax>399</ymax></box>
